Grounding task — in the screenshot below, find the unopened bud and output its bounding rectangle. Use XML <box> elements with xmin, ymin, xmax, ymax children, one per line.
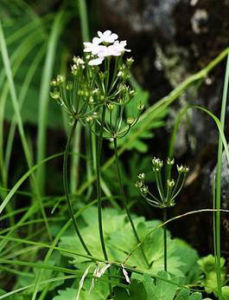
<box><xmin>107</xmin><ymin>103</ymin><xmax>114</xmax><ymax>110</ymax></box>
<box><xmin>57</xmin><ymin>74</ymin><xmax>65</xmax><ymax>85</ymax></box>
<box><xmin>135</xmin><ymin>181</ymin><xmax>143</xmax><ymax>188</ymax></box>
<box><xmin>127</xmin><ymin>117</ymin><xmax>135</xmax><ymax>125</ymax></box>
<box><xmin>50</xmin><ymin>79</ymin><xmax>57</xmax><ymax>87</ymax></box>
<box><xmin>140</xmin><ymin>185</ymin><xmax>148</xmax><ymax>194</ymax></box>
<box><xmin>127</xmin><ymin>57</ymin><xmax>134</xmax><ymax>67</ymax></box>
<box><xmin>137</xmin><ymin>104</ymin><xmax>144</xmax><ymax>111</ymax></box>
<box><xmin>167</xmin><ymin>158</ymin><xmax>174</xmax><ymax>165</ymax></box>
<box><xmin>66</xmin><ymin>82</ymin><xmax>73</xmax><ymax>90</ymax></box>
<box><xmin>138</xmin><ymin>173</ymin><xmax>145</xmax><ymax>180</ymax></box>
<box><xmin>50</xmin><ymin>90</ymin><xmax>60</xmax><ymax>100</ymax></box>
<box><xmin>167</xmin><ymin>179</ymin><xmax>175</xmax><ymax>188</ymax></box>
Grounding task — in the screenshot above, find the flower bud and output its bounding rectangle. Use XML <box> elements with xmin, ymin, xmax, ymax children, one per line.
<box><xmin>127</xmin><ymin>117</ymin><xmax>135</xmax><ymax>125</ymax></box>
<box><xmin>127</xmin><ymin>57</ymin><xmax>134</xmax><ymax>67</ymax></box>
<box><xmin>177</xmin><ymin>165</ymin><xmax>189</xmax><ymax>173</ymax></box>
<box><xmin>167</xmin><ymin>158</ymin><xmax>174</xmax><ymax>165</ymax></box>
<box><xmin>138</xmin><ymin>173</ymin><xmax>145</xmax><ymax>180</ymax></box>
<box><xmin>71</xmin><ymin>64</ymin><xmax>78</xmax><ymax>75</ymax></box>
<box><xmin>56</xmin><ymin>74</ymin><xmax>65</xmax><ymax>85</ymax></box>
<box><xmin>129</xmin><ymin>90</ymin><xmax>135</xmax><ymax>97</ymax></box>
<box><xmin>137</xmin><ymin>104</ymin><xmax>144</xmax><ymax>111</ymax></box>
<box><xmin>89</xmin><ymin>97</ymin><xmax>94</xmax><ymax>104</ymax></box>
<box><xmin>140</xmin><ymin>185</ymin><xmax>148</xmax><ymax>194</ymax></box>
<box><xmin>167</xmin><ymin>179</ymin><xmax>175</xmax><ymax>188</ymax></box>
<box><xmin>66</xmin><ymin>82</ymin><xmax>73</xmax><ymax>90</ymax></box>
<box><xmin>50</xmin><ymin>90</ymin><xmax>60</xmax><ymax>100</ymax></box>
<box><xmin>50</xmin><ymin>79</ymin><xmax>57</xmax><ymax>87</ymax></box>
<box><xmin>135</xmin><ymin>181</ymin><xmax>143</xmax><ymax>188</ymax></box>
<box><xmin>152</xmin><ymin>157</ymin><xmax>163</xmax><ymax>169</ymax></box>
<box><xmin>73</xmin><ymin>56</ymin><xmax>85</xmax><ymax>66</ymax></box>
<box><xmin>107</xmin><ymin>103</ymin><xmax>114</xmax><ymax>110</ymax></box>
<box><xmin>86</xmin><ymin>115</ymin><xmax>93</xmax><ymax>123</ymax></box>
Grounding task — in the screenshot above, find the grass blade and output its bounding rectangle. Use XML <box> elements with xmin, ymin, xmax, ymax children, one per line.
<box><xmin>0</xmin><ymin>20</ymin><xmax>51</xmax><ymax>238</ymax></box>
<box><xmin>36</xmin><ymin>10</ymin><xmax>65</xmax><ymax>195</ymax></box>
<box><xmin>214</xmin><ymin>53</ymin><xmax>229</xmax><ymax>299</ymax></box>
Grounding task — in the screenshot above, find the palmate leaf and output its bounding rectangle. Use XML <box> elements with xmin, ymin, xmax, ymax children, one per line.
<box><xmin>59</xmin><ymin>207</ymin><xmax>198</xmax><ymax>278</ymax></box>
<box><xmin>175</xmin><ymin>289</ymin><xmax>203</xmax><ymax>300</ymax></box>
<box><xmin>142</xmin><ymin>272</ymin><xmax>178</xmax><ymax>300</ymax></box>
<box><xmin>113</xmin><ymin>280</ymin><xmax>147</xmax><ymax>300</ymax></box>
<box><xmin>53</xmin><ymin>288</ymin><xmax>77</xmax><ymax>300</ymax></box>
<box><xmin>114</xmin><ymin>272</ymin><xmax>203</xmax><ymax>300</ymax></box>
<box><xmin>53</xmin><ymin>277</ymin><xmax>109</xmax><ymax>300</ymax></box>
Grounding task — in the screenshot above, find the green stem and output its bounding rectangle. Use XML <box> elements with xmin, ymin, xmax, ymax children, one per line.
<box><xmin>215</xmin><ymin>53</ymin><xmax>229</xmax><ymax>300</ymax></box>
<box><xmin>95</xmin><ymin>107</ymin><xmax>109</xmax><ymax>261</ymax></box>
<box><xmin>63</xmin><ymin>119</ymin><xmax>91</xmax><ymax>255</ymax></box>
<box><xmin>163</xmin><ymin>208</ymin><xmax>167</xmax><ymax>272</ymax></box>
<box><xmin>113</xmin><ymin>138</ymin><xmax>150</xmax><ymax>268</ymax></box>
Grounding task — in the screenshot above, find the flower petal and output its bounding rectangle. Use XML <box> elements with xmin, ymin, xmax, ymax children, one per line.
<box><xmin>88</xmin><ymin>57</ymin><xmax>104</xmax><ymax>66</ymax></box>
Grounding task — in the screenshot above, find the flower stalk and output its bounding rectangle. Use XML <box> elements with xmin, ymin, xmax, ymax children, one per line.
<box><xmin>136</xmin><ymin>157</ymin><xmax>189</xmax><ymax>271</ymax></box>
<box><xmin>63</xmin><ymin>119</ymin><xmax>91</xmax><ymax>255</ymax></box>
<box><xmin>113</xmin><ymin>138</ymin><xmax>150</xmax><ymax>268</ymax></box>
<box><xmin>95</xmin><ymin>106</ymin><xmax>109</xmax><ymax>261</ymax></box>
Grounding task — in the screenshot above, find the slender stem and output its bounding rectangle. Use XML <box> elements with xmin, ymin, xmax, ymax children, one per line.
<box><xmin>215</xmin><ymin>53</ymin><xmax>229</xmax><ymax>300</ymax></box>
<box><xmin>70</xmin><ymin>122</ymin><xmax>82</xmax><ymax>193</ymax></box>
<box><xmin>95</xmin><ymin>107</ymin><xmax>109</xmax><ymax>261</ymax></box>
<box><xmin>113</xmin><ymin>138</ymin><xmax>150</xmax><ymax>268</ymax></box>
<box><xmin>63</xmin><ymin>119</ymin><xmax>91</xmax><ymax>255</ymax></box>
<box><xmin>163</xmin><ymin>208</ymin><xmax>167</xmax><ymax>272</ymax></box>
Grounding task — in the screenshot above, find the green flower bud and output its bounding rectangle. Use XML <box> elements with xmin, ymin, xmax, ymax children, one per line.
<box><xmin>66</xmin><ymin>82</ymin><xmax>73</xmax><ymax>90</ymax></box>
<box><xmin>137</xmin><ymin>104</ymin><xmax>144</xmax><ymax>111</ymax></box>
<box><xmin>127</xmin><ymin>117</ymin><xmax>135</xmax><ymax>125</ymax></box>
<box><xmin>107</xmin><ymin>103</ymin><xmax>114</xmax><ymax>110</ymax></box>
<box><xmin>152</xmin><ymin>157</ymin><xmax>163</xmax><ymax>169</ymax></box>
<box><xmin>89</xmin><ymin>97</ymin><xmax>94</xmax><ymax>104</ymax></box>
<box><xmin>127</xmin><ymin>57</ymin><xmax>134</xmax><ymax>67</ymax></box>
<box><xmin>86</xmin><ymin>115</ymin><xmax>93</xmax><ymax>123</ymax></box>
<box><xmin>138</xmin><ymin>173</ymin><xmax>145</xmax><ymax>180</ymax></box>
<box><xmin>140</xmin><ymin>185</ymin><xmax>148</xmax><ymax>194</ymax></box>
<box><xmin>50</xmin><ymin>79</ymin><xmax>57</xmax><ymax>87</ymax></box>
<box><xmin>177</xmin><ymin>165</ymin><xmax>189</xmax><ymax>173</ymax></box>
<box><xmin>135</xmin><ymin>180</ymin><xmax>143</xmax><ymax>188</ymax></box>
<box><xmin>56</xmin><ymin>74</ymin><xmax>65</xmax><ymax>85</ymax></box>
<box><xmin>167</xmin><ymin>158</ymin><xmax>174</xmax><ymax>165</ymax></box>
<box><xmin>167</xmin><ymin>179</ymin><xmax>175</xmax><ymax>188</ymax></box>
<box><xmin>50</xmin><ymin>90</ymin><xmax>60</xmax><ymax>100</ymax></box>
<box><xmin>73</xmin><ymin>56</ymin><xmax>85</xmax><ymax>66</ymax></box>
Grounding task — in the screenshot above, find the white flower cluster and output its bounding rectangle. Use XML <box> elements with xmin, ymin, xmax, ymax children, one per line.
<box><xmin>83</xmin><ymin>30</ymin><xmax>131</xmax><ymax>66</ymax></box>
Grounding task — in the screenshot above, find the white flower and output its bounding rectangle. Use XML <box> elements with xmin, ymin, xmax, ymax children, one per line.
<box><xmin>97</xmin><ymin>30</ymin><xmax>118</xmax><ymax>44</ymax></box>
<box><xmin>109</xmin><ymin>40</ymin><xmax>131</xmax><ymax>56</ymax></box>
<box><xmin>96</xmin><ymin>45</ymin><xmax>111</xmax><ymax>58</ymax></box>
<box><xmin>84</xmin><ymin>31</ymin><xmax>131</xmax><ymax>66</ymax></box>
<box><xmin>83</xmin><ymin>38</ymin><xmax>101</xmax><ymax>55</ymax></box>
<box><xmin>88</xmin><ymin>57</ymin><xmax>104</xmax><ymax>66</ymax></box>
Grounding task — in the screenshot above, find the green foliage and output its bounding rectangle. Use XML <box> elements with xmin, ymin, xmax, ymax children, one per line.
<box><xmin>198</xmin><ymin>254</ymin><xmax>229</xmax><ymax>299</ymax></box>
<box><xmin>17</xmin><ymin>255</ymin><xmax>64</xmax><ymax>294</ymax></box>
<box><xmin>114</xmin><ymin>272</ymin><xmax>203</xmax><ymax>300</ymax></box>
<box><xmin>53</xmin><ymin>288</ymin><xmax>77</xmax><ymax>300</ymax></box>
<box><xmin>59</xmin><ymin>207</ymin><xmax>199</xmax><ymax>278</ymax></box>
<box><xmin>53</xmin><ymin>278</ymin><xmax>109</xmax><ymax>300</ymax></box>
